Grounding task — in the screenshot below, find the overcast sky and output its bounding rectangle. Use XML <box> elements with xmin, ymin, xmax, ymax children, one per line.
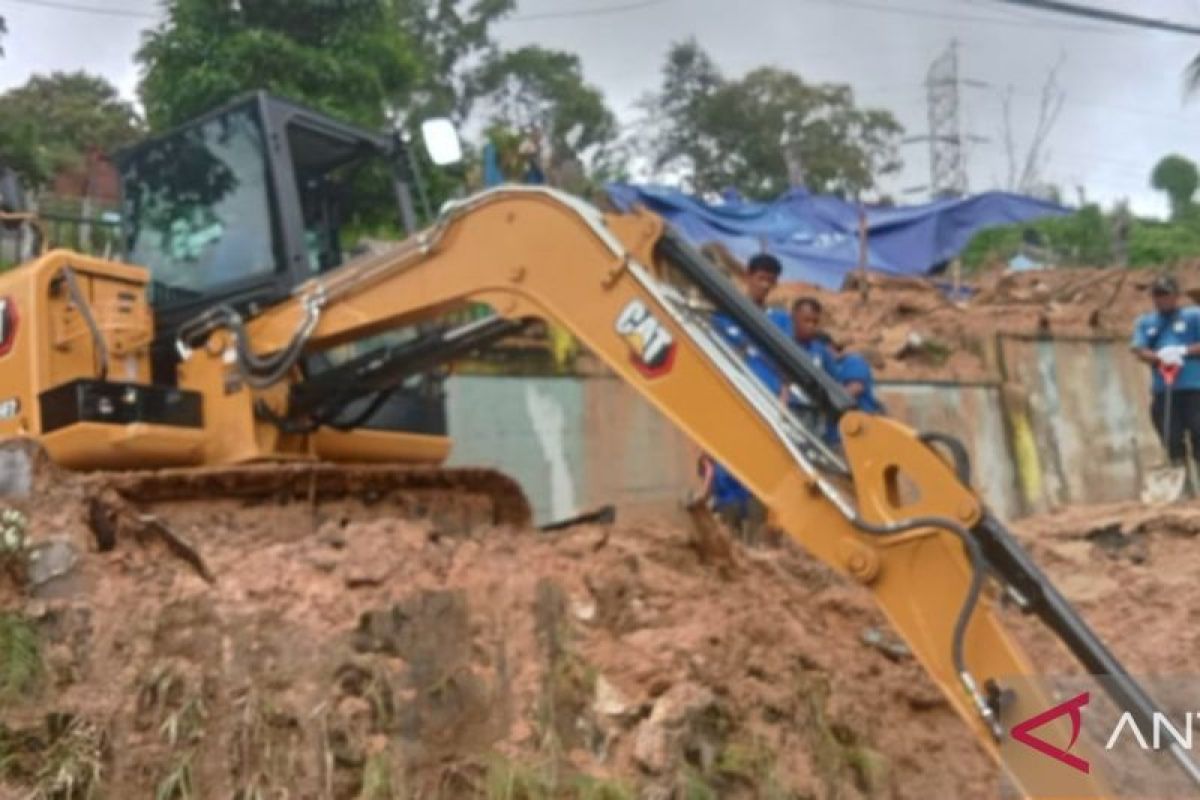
<box><xmin>3</xmin><ymin>0</ymin><xmax>1199</xmax><ymax>217</ymax></box>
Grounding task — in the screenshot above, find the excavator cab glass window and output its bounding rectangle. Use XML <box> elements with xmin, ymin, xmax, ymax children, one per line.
<box><xmin>285</xmin><ymin>122</ymin><xmax>376</xmax><ymax>276</ymax></box>
<box><xmin>121</xmin><ymin>104</ymin><xmax>282</xmax><ymax>308</ymax></box>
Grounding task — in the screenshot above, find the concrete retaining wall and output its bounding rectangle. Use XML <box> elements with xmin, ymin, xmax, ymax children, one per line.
<box><xmin>997</xmin><ymin>336</ymin><xmax>1159</xmax><ymax>515</ymax></box>
<box><xmin>446</xmin><ymin>375</ymin><xmax>695</xmax><ymax>525</ymax></box>
<box><xmin>446</xmin><ymin>336</ymin><xmax>1163</xmax><ymax>524</ymax></box>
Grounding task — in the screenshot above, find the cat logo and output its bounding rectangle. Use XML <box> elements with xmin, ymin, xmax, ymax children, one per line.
<box><xmin>0</xmin><ymin>297</ymin><xmax>16</xmax><ymax>358</ymax></box>
<box><xmin>615</xmin><ymin>298</ymin><xmax>676</xmax><ymax>378</ymax></box>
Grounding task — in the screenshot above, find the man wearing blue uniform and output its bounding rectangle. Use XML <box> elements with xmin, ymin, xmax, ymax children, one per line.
<box><xmin>1131</xmin><ymin>275</ymin><xmax>1200</xmax><ymax>470</ymax></box>
<box><xmin>788</xmin><ymin>297</ymin><xmax>838</xmax><ymax>378</ymax></box>
<box><xmin>701</xmin><ymin>253</ymin><xmax>792</xmax><ymax>542</ymax></box>
<box><xmin>833</xmin><ymin>349</ymin><xmax>885</xmax><ymax>415</ymax></box>
<box><xmin>781</xmin><ymin>297</ymin><xmax>839</xmax><ymax>437</ymax></box>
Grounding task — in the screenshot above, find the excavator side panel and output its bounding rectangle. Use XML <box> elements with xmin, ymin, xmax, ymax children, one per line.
<box><xmin>0</xmin><ymin>250</ymin><xmax>156</xmax><ymax>433</ymax></box>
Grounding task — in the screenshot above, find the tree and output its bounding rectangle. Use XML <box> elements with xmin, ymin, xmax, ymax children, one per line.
<box><xmin>137</xmin><ymin>0</ymin><xmax>420</xmax><ymax>130</ymax></box>
<box><xmin>393</xmin><ymin>0</ymin><xmax>515</xmax><ymax>122</ymax></box>
<box><xmin>0</xmin><ymin>72</ymin><xmax>142</xmax><ymax>187</ymax></box>
<box><xmin>652</xmin><ymin>38</ymin><xmax>723</xmax><ymax>178</ymax></box>
<box><xmin>470</xmin><ymin>46</ymin><xmax>616</xmax><ymax>163</ymax></box>
<box><xmin>1001</xmin><ymin>56</ymin><xmax>1065</xmax><ymax>194</ymax></box>
<box><xmin>1151</xmin><ymin>154</ymin><xmax>1199</xmax><ymax>221</ymax></box>
<box><xmin>1</xmin><ymin>14</ymin><xmax>7</xmax><ymax>57</ymax></box>
<box><xmin>643</xmin><ymin>40</ymin><xmax>902</xmax><ymax>199</ymax></box>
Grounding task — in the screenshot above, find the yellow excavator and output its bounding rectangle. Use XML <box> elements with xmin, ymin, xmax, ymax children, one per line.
<box><xmin>0</xmin><ymin>92</ymin><xmax>1195</xmax><ymax>797</ymax></box>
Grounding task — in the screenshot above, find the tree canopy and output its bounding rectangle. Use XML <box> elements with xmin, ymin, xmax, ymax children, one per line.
<box><xmin>137</xmin><ymin>0</ymin><xmax>421</xmax><ymax>130</ymax></box>
<box><xmin>1150</xmin><ymin>154</ymin><xmax>1199</xmax><ymax>221</ymax></box>
<box><xmin>0</xmin><ymin>72</ymin><xmax>142</xmax><ymax>187</ymax></box>
<box><xmin>394</xmin><ymin>0</ymin><xmax>515</xmax><ymax>122</ymax></box>
<box><xmin>643</xmin><ymin>39</ymin><xmax>902</xmax><ymax>199</ymax></box>
<box><xmin>470</xmin><ymin>46</ymin><xmax>616</xmax><ymax>161</ymax></box>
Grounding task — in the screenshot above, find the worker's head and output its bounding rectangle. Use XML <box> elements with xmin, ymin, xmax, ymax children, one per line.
<box><xmin>744</xmin><ymin>253</ymin><xmax>782</xmax><ymax>307</ymax></box>
<box><xmin>791</xmin><ymin>297</ymin><xmax>823</xmax><ymax>343</ymax></box>
<box><xmin>1151</xmin><ymin>275</ymin><xmax>1181</xmax><ymax>314</ymax></box>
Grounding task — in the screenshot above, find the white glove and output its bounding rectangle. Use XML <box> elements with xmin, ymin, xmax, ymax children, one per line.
<box><xmin>1158</xmin><ymin>345</ymin><xmax>1187</xmax><ymax>367</ymax></box>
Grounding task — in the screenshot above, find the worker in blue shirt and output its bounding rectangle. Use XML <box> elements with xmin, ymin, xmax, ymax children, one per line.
<box><xmin>780</xmin><ymin>297</ymin><xmax>838</xmax><ymax>434</ymax></box>
<box><xmin>789</xmin><ymin>296</ymin><xmax>838</xmax><ymax>374</ymax></box>
<box><xmin>711</xmin><ymin>254</ymin><xmax>793</xmax><ymax>395</ymax></box>
<box><xmin>700</xmin><ymin>253</ymin><xmax>791</xmax><ymax>543</ymax></box>
<box><xmin>1130</xmin><ymin>275</ymin><xmax>1200</xmax><ymax>469</ymax></box>
<box><xmin>825</xmin><ymin>337</ymin><xmax>885</xmax><ymax>415</ymax></box>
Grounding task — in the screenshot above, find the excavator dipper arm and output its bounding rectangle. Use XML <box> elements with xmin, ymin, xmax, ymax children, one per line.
<box><xmin>182</xmin><ymin>187</ymin><xmax>1194</xmax><ymax>797</ymax></box>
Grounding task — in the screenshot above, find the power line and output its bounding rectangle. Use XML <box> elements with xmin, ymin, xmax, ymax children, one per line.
<box><xmin>3</xmin><ymin>0</ymin><xmax>155</xmax><ymax>19</ymax></box>
<box><xmin>505</xmin><ymin>0</ymin><xmax>667</xmax><ymax>23</ymax></box>
<box><xmin>802</xmin><ymin>0</ymin><xmax>1130</xmax><ymax>37</ymax></box>
<box><xmin>983</xmin><ymin>0</ymin><xmax>1200</xmax><ymax>36</ymax></box>
<box><xmin>5</xmin><ymin>0</ymin><xmax>669</xmax><ymax>24</ymax></box>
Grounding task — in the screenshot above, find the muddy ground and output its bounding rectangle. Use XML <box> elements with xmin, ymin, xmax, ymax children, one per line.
<box><xmin>0</xmin><ymin>453</ymin><xmax>1196</xmax><ymax>799</ymax></box>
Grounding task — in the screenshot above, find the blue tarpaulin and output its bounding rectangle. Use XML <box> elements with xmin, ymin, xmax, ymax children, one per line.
<box><xmin>605</xmin><ymin>183</ymin><xmax>1069</xmax><ymax>289</ymax></box>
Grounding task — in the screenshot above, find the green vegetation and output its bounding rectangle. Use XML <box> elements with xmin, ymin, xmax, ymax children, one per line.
<box><xmin>646</xmin><ymin>38</ymin><xmax>902</xmax><ymax>199</ymax></box>
<box><xmin>962</xmin><ymin>203</ymin><xmax>1200</xmax><ymax>270</ymax></box>
<box><xmin>0</xmin><ymin>612</ymin><xmax>41</xmax><ymax>705</ymax></box>
<box><xmin>482</xmin><ymin>755</ymin><xmax>633</xmax><ymax>800</ymax></box>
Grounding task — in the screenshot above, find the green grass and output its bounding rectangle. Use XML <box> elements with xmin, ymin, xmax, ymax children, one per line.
<box><xmin>481</xmin><ymin>755</ymin><xmax>633</xmax><ymax>800</ymax></box>
<box><xmin>359</xmin><ymin>753</ymin><xmax>398</xmax><ymax>800</ymax></box>
<box><xmin>0</xmin><ymin>612</ymin><xmax>41</xmax><ymax>705</ymax></box>
<box><xmin>155</xmin><ymin>755</ymin><xmax>194</xmax><ymax>800</ymax></box>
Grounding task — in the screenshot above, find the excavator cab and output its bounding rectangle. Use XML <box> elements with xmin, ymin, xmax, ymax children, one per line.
<box><xmin>117</xmin><ymin>92</ymin><xmax>429</xmax><ymax>358</ymax></box>
<box><xmin>116</xmin><ymin>91</ymin><xmax>450</xmax><ymax>436</ymax></box>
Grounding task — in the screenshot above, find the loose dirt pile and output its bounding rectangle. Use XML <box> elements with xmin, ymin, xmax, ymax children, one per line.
<box><xmin>771</xmin><ymin>264</ymin><xmax>1200</xmax><ymax>382</ymax></box>
<box><xmin>1012</xmin><ymin>501</ymin><xmax>1200</xmax><ymax>676</ymax></box>
<box><xmin>1</xmin><ymin>449</ymin><xmax>1196</xmax><ymax>798</ymax></box>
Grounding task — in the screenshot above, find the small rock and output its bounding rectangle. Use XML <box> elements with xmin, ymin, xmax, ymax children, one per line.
<box><xmin>634</xmin><ymin>683</ymin><xmax>719</xmax><ymax>775</ymax></box>
<box><xmin>0</xmin><ymin>449</ymin><xmax>33</xmax><ymax>498</ymax></box>
<box><xmin>343</xmin><ymin>556</ymin><xmax>391</xmax><ymax>588</ymax></box>
<box><xmin>633</xmin><ymin>719</ymin><xmax>671</xmax><ymax>774</ymax></box>
<box><xmin>573</xmin><ymin>597</ymin><xmax>597</xmax><ymax>623</ymax></box>
<box><xmin>649</xmin><ymin>682</ymin><xmax>714</xmax><ymax>727</ymax></box>
<box><xmin>860</xmin><ymin>627</ymin><xmax>911</xmax><ymax>661</ymax></box>
<box><xmin>25</xmin><ymin>538</ymin><xmax>78</xmax><ymax>587</ymax></box>
<box><xmin>593</xmin><ymin>675</ymin><xmax>631</xmax><ymax>718</ymax></box>
<box><xmin>307</xmin><ymin>552</ymin><xmax>342</xmax><ymax>573</ymax></box>
<box><xmin>23</xmin><ymin>598</ymin><xmax>48</xmax><ymax>619</ymax></box>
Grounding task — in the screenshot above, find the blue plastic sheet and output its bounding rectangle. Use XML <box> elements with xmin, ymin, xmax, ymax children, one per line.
<box><xmin>605</xmin><ymin>183</ymin><xmax>1069</xmax><ymax>289</ymax></box>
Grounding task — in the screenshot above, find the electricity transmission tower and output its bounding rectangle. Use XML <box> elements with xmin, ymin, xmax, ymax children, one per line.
<box><xmin>927</xmin><ymin>41</ymin><xmax>967</xmax><ymax>196</ymax></box>
<box><xmin>904</xmin><ymin>40</ymin><xmax>988</xmax><ymax>198</ymax></box>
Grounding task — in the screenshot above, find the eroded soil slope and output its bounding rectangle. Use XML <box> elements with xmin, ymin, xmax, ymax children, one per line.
<box><xmin>1</xmin><ymin>454</ymin><xmax>1196</xmax><ymax>799</ymax></box>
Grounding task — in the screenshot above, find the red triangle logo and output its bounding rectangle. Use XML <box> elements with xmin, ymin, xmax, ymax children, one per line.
<box><xmin>1011</xmin><ymin>691</ymin><xmax>1091</xmax><ymax>774</ymax></box>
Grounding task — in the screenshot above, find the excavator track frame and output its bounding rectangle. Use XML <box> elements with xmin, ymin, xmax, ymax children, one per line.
<box><xmin>94</xmin><ymin>463</ymin><xmax>533</xmax><ymax>529</ymax></box>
